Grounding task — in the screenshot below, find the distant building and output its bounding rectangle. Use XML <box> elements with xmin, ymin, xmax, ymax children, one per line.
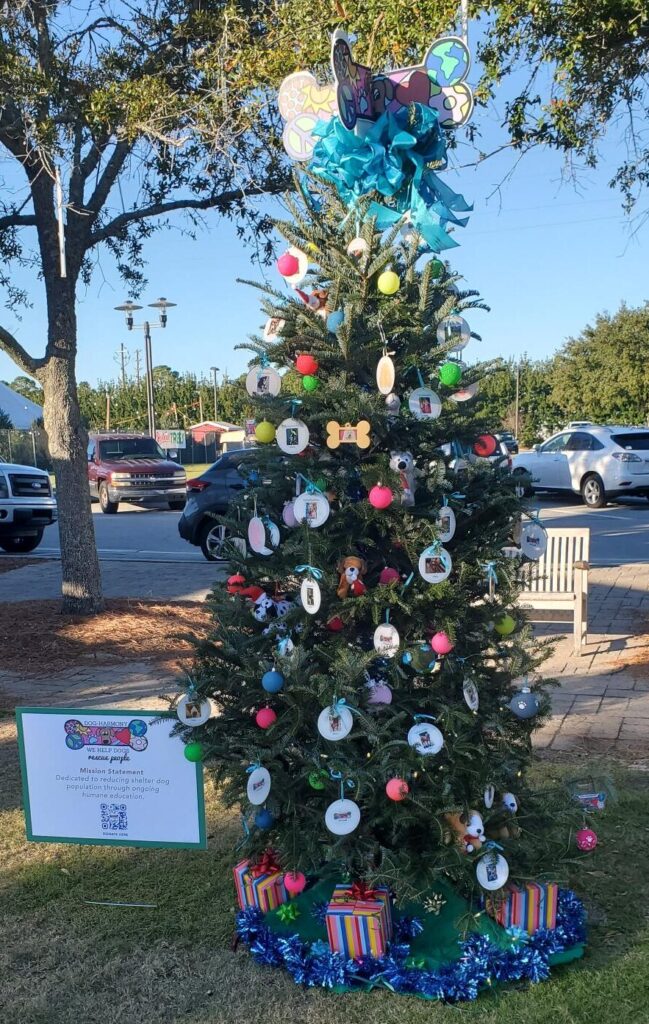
<box><xmin>0</xmin><ymin>381</ymin><xmax>43</xmax><ymax>429</ymax></box>
<box><xmin>189</xmin><ymin>421</ymin><xmax>246</xmax><ymax>451</ymax></box>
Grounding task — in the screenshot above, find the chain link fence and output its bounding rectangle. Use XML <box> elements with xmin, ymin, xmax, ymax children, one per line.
<box><xmin>0</xmin><ymin>429</ymin><xmax>50</xmax><ymax>471</ymax></box>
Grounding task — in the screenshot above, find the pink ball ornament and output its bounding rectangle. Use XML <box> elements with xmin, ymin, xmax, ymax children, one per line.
<box><xmin>284</xmin><ymin>871</ymin><xmax>307</xmax><ymax>895</ymax></box>
<box><xmin>379</xmin><ymin>567</ymin><xmax>400</xmax><ymax>585</ymax></box>
<box><xmin>277</xmin><ymin>252</ymin><xmax>299</xmax><ymax>277</ymax></box>
<box><xmin>369</xmin><ymin>484</ymin><xmax>393</xmax><ymax>510</ymax></box>
<box><xmin>255</xmin><ymin>707</ymin><xmax>277</xmax><ymax>730</ymax></box>
<box><xmin>576</xmin><ymin>827</ymin><xmax>598</xmax><ymax>852</ymax></box>
<box><xmin>386</xmin><ymin>778</ymin><xmax>409</xmax><ymax>801</ymax></box>
<box><xmin>430</xmin><ymin>631</ymin><xmax>454</xmax><ymax>656</ymax></box>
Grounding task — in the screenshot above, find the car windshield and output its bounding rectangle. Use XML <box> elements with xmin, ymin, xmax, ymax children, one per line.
<box><xmin>611</xmin><ymin>432</ymin><xmax>649</xmax><ymax>451</ymax></box>
<box><xmin>98</xmin><ymin>438</ymin><xmax>166</xmax><ymax>460</ymax></box>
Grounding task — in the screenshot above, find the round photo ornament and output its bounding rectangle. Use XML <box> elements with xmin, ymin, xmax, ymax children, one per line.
<box><xmin>317</xmin><ymin>702</ymin><xmax>353</xmax><ymax>741</ymax></box>
<box><xmin>293</xmin><ymin>489</ymin><xmax>330</xmax><ymax>528</ymax></box>
<box><xmin>463</xmin><ymin>678</ymin><xmax>480</xmax><ymax>712</ymax></box>
<box><xmin>436</xmin><ymin>314</ymin><xmax>471</xmax><ymax>351</ymax></box>
<box><xmin>325</xmin><ymin>798</ymin><xmax>361</xmax><ymax>836</ymax></box>
<box><xmin>275</xmin><ymin>417</ymin><xmax>310</xmax><ymax>455</ymax></box>
<box><xmin>418</xmin><ymin>543</ymin><xmax>452</xmax><ymax>584</ymax></box>
<box><xmin>373</xmin><ymin>622</ymin><xmax>400</xmax><ymax>658</ymax></box>
<box><xmin>245</xmin><ymin>364</ymin><xmax>282</xmax><ymax>398</ymax></box>
<box><xmin>246</xmin><ymin>765</ymin><xmax>271</xmax><ymax>806</ymax></box>
<box><xmin>476</xmin><ymin>851</ymin><xmax>509</xmax><ymax>891</ymax></box>
<box><xmin>436</xmin><ymin>503</ymin><xmax>456</xmax><ymax>543</ymax></box>
<box><xmin>520</xmin><ymin>519</ymin><xmax>548</xmax><ymax>560</ymax></box>
<box><xmin>248</xmin><ymin>515</ymin><xmax>280</xmax><ymax>556</ymax></box>
<box><xmin>300</xmin><ymin>576</ymin><xmax>322</xmax><ymax>614</ymax></box>
<box><xmin>408</xmin><ymin>387</ymin><xmax>442</xmax><ymax>421</ymax></box>
<box><xmin>407</xmin><ymin>719</ymin><xmax>444</xmax><ymax>756</ymax></box>
<box><xmin>176</xmin><ymin>693</ymin><xmax>214</xmax><ymax>727</ymax></box>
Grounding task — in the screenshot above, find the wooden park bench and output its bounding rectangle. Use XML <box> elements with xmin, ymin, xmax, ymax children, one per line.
<box><xmin>516</xmin><ymin>527</ymin><xmax>590</xmax><ymax>656</ymax></box>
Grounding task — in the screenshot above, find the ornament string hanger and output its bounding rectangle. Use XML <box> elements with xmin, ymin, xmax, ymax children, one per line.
<box><xmin>295</xmin><ymin>472</ymin><xmax>324</xmax><ymax>494</ymax></box>
<box><xmin>377</xmin><ymin>320</ymin><xmax>395</xmax><ymax>357</ymax></box>
<box><xmin>329</xmin><ymin>768</ymin><xmax>355</xmax><ymax>802</ymax></box>
<box><xmin>405</xmin><ymin>364</ymin><xmax>426</xmax><ymax>389</ymax></box>
<box><xmin>482</xmin><ymin>560</ymin><xmax>498</xmax><ymax>600</ymax></box>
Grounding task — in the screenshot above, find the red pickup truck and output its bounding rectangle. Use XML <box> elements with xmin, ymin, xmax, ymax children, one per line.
<box><xmin>87</xmin><ymin>433</ymin><xmax>187</xmax><ymax>513</ymax></box>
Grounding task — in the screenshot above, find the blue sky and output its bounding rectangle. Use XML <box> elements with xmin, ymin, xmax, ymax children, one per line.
<box><xmin>0</xmin><ymin>70</ymin><xmax>646</xmax><ymax>389</ymax></box>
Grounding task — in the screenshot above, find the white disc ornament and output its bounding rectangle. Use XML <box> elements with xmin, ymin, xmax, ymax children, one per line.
<box><xmin>263</xmin><ymin>316</ymin><xmax>286</xmax><ymax>341</ymax></box>
<box><xmin>520</xmin><ymin>521</ymin><xmax>548</xmax><ymax>560</ymax></box>
<box><xmin>293</xmin><ymin>490</ymin><xmax>330</xmax><ymax>528</ymax></box>
<box><xmin>437</xmin><ymin>315</ymin><xmax>471</xmax><ymax>351</ymax></box>
<box><xmin>418</xmin><ymin>545</ymin><xmax>452</xmax><ymax>584</ymax></box>
<box><xmin>484</xmin><ymin>784</ymin><xmax>495</xmax><ymax>809</ymax></box>
<box><xmin>449</xmin><ymin>383</ymin><xmax>479</xmax><ymax>403</ymax></box>
<box><xmin>300</xmin><ymin>576</ymin><xmax>321</xmax><ymax>614</ymax></box>
<box><xmin>325</xmin><ymin>798</ymin><xmax>361</xmax><ymax>836</ymax></box>
<box><xmin>347</xmin><ymin>237</ymin><xmax>369</xmax><ymax>258</ymax></box>
<box><xmin>373</xmin><ymin>623</ymin><xmax>400</xmax><ymax>658</ymax></box>
<box><xmin>408</xmin><ymin>387</ymin><xmax>442</xmax><ymax>420</ymax></box>
<box><xmin>246</xmin><ymin>364</ymin><xmax>282</xmax><ymax>398</ymax></box>
<box><xmin>176</xmin><ymin>693</ymin><xmax>214</xmax><ymax>727</ymax></box>
<box><xmin>248</xmin><ymin>516</ymin><xmax>280</xmax><ymax>556</ymax></box>
<box><xmin>276</xmin><ymin>417</ymin><xmax>310</xmax><ymax>455</ymax></box>
<box><xmin>463</xmin><ymin>678</ymin><xmax>479</xmax><ymax>712</ymax></box>
<box><xmin>247</xmin><ymin>766</ymin><xmax>272</xmax><ymax>806</ymax></box>
<box><xmin>317</xmin><ymin>704</ymin><xmax>353</xmax><ymax>741</ymax></box>
<box><xmin>376</xmin><ymin>354</ymin><xmax>396</xmax><ymax>395</ymax></box>
<box><xmin>283</xmin><ymin>245</ymin><xmax>309</xmax><ymax>286</ymax></box>
<box><xmin>408</xmin><ymin>721</ymin><xmax>444</xmax><ymax>756</ymax></box>
<box><xmin>436</xmin><ymin>505</ymin><xmax>456</xmax><ymax>543</ymax></box>
<box><xmin>476</xmin><ymin>852</ymin><xmax>510</xmax><ymax>891</ymax></box>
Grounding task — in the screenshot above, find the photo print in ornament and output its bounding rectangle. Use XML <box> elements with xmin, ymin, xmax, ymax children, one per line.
<box><xmin>248</xmin><ymin>515</ymin><xmax>280</xmax><ymax>556</ymax></box>
<box><xmin>325</xmin><ymin>798</ymin><xmax>360</xmax><ymax>836</ymax></box>
<box><xmin>326</xmin><ymin>420</ymin><xmax>371</xmax><ymax>449</ymax></box>
<box><xmin>293</xmin><ymin>490</ymin><xmax>330</xmax><ymax>528</ymax></box>
<box><xmin>436</xmin><ymin>504</ymin><xmax>456</xmax><ymax>543</ymax></box>
<box><xmin>463</xmin><ymin>678</ymin><xmax>479</xmax><ymax>712</ymax></box>
<box><xmin>276</xmin><ymin>417</ymin><xmax>310</xmax><ymax>455</ymax></box>
<box><xmin>263</xmin><ymin>316</ymin><xmax>286</xmax><ymax>342</ymax></box>
<box><xmin>408</xmin><ymin>387</ymin><xmax>441</xmax><ymax>420</ymax></box>
<box><xmin>246</xmin><ymin>765</ymin><xmax>272</xmax><ymax>806</ymax></box>
<box><xmin>418</xmin><ymin>544</ymin><xmax>452</xmax><ymax>583</ymax></box>
<box><xmin>176</xmin><ymin>693</ymin><xmax>214</xmax><ymax>727</ymax></box>
<box><xmin>376</xmin><ymin>354</ymin><xmax>396</xmax><ymax>395</ymax></box>
<box><xmin>407</xmin><ymin>720</ymin><xmax>444</xmax><ymax>756</ymax></box>
<box><xmin>317</xmin><ymin>703</ymin><xmax>353</xmax><ymax>741</ymax></box>
<box><xmin>373</xmin><ymin>622</ymin><xmax>400</xmax><ymax>658</ymax></box>
<box><xmin>300</xmin><ymin>576</ymin><xmax>321</xmax><ymax>614</ymax></box>
<box><xmin>520</xmin><ymin>520</ymin><xmax>548</xmax><ymax>560</ymax></box>
<box><xmin>436</xmin><ymin>315</ymin><xmax>471</xmax><ymax>351</ymax></box>
<box><xmin>476</xmin><ymin>851</ymin><xmax>509</xmax><ymax>891</ymax></box>
<box><xmin>245</xmin><ymin>364</ymin><xmax>282</xmax><ymax>398</ymax></box>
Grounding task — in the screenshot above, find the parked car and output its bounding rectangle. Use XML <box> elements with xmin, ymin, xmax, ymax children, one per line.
<box><xmin>88</xmin><ymin>432</ymin><xmax>187</xmax><ymax>513</ymax></box>
<box><xmin>497</xmin><ymin>431</ymin><xmax>519</xmax><ymax>454</ymax></box>
<box><xmin>178</xmin><ymin>448</ymin><xmax>255</xmax><ymax>559</ymax></box>
<box><xmin>511</xmin><ymin>424</ymin><xmax>649</xmax><ymax>507</ymax></box>
<box><xmin>0</xmin><ymin>461</ymin><xmax>57</xmax><ymax>552</ymax></box>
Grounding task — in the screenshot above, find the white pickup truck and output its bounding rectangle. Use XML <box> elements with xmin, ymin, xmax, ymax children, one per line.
<box><xmin>0</xmin><ymin>458</ymin><xmax>57</xmax><ymax>552</ymax></box>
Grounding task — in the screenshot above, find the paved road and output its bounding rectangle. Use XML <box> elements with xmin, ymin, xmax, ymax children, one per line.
<box><xmin>534</xmin><ymin>494</ymin><xmax>649</xmax><ymax>566</ymax></box>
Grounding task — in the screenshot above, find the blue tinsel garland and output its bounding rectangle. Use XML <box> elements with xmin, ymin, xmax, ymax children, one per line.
<box><xmin>235</xmin><ymin>889</ymin><xmax>586</xmax><ymax>1001</ymax></box>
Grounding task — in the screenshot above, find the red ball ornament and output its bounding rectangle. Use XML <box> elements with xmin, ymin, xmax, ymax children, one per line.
<box><xmin>473</xmin><ymin>433</ymin><xmax>498</xmax><ymax>458</ymax></box>
<box><xmin>284</xmin><ymin>871</ymin><xmax>306</xmax><ymax>895</ymax></box>
<box><xmin>430</xmin><ymin>631</ymin><xmax>454</xmax><ymax>655</ymax></box>
<box><xmin>327</xmin><ymin>616</ymin><xmax>345</xmax><ymax>632</ymax></box>
<box><xmin>255</xmin><ymin>707</ymin><xmax>277</xmax><ymax>729</ymax></box>
<box><xmin>226</xmin><ymin>573</ymin><xmax>246</xmax><ymax>595</ymax></box>
<box><xmin>277</xmin><ymin>252</ymin><xmax>299</xmax><ymax>277</ymax></box>
<box><xmin>386</xmin><ymin>778</ymin><xmax>409</xmax><ymax>801</ymax></box>
<box><xmin>369</xmin><ymin>484</ymin><xmax>393</xmax><ymax>510</ymax></box>
<box><xmin>295</xmin><ymin>354</ymin><xmax>319</xmax><ymax>375</ymax></box>
<box><xmin>379</xmin><ymin>567</ymin><xmax>400</xmax><ymax>585</ymax></box>
<box><xmin>576</xmin><ymin>827</ymin><xmax>598</xmax><ymax>851</ymax></box>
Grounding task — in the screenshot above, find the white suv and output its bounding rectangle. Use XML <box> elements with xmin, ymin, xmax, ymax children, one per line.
<box><xmin>0</xmin><ymin>462</ymin><xmax>58</xmax><ymax>551</ymax></box>
<box><xmin>511</xmin><ymin>425</ymin><xmax>649</xmax><ymax>507</ymax></box>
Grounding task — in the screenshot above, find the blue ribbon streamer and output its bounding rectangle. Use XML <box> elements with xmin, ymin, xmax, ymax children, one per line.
<box><xmin>413</xmin><ymin>713</ymin><xmax>437</xmax><ymax>723</ymax></box>
<box><xmin>246</xmin><ymin>762</ymin><xmax>262</xmax><ymax>774</ymax></box>
<box><xmin>482</xmin><ymin>561</ymin><xmax>498</xmax><ymax>589</ymax></box>
<box><xmin>296</xmin><ymin>473</ymin><xmax>323</xmax><ymax>494</ymax></box>
<box><xmin>329</xmin><ymin>769</ymin><xmax>355</xmax><ymax>801</ymax></box>
<box><xmin>309</xmin><ymin>103</ymin><xmax>472</xmax><ymax>253</ymax></box>
<box><xmin>295</xmin><ymin>564</ymin><xmax>323</xmax><ymax>580</ymax></box>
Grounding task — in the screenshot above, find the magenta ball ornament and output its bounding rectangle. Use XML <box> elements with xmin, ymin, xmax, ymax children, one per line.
<box><xmin>255</xmin><ymin>707</ymin><xmax>277</xmax><ymax>729</ymax></box>
<box><xmin>277</xmin><ymin>252</ymin><xmax>299</xmax><ymax>277</ymax></box>
<box><xmin>284</xmin><ymin>871</ymin><xmax>307</xmax><ymax>895</ymax></box>
<box><xmin>430</xmin><ymin>631</ymin><xmax>454</xmax><ymax>655</ymax></box>
<box><xmin>576</xmin><ymin>827</ymin><xmax>598</xmax><ymax>851</ymax></box>
<box><xmin>369</xmin><ymin>484</ymin><xmax>393</xmax><ymax>510</ymax></box>
<box><xmin>379</xmin><ymin>567</ymin><xmax>400</xmax><ymax>585</ymax></box>
<box><xmin>386</xmin><ymin>778</ymin><xmax>409</xmax><ymax>801</ymax></box>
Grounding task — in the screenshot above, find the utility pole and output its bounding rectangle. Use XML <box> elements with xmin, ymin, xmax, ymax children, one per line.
<box><xmin>210</xmin><ymin>366</ymin><xmax>220</xmax><ymax>422</ymax></box>
<box><xmin>514</xmin><ymin>363</ymin><xmax>520</xmax><ymax>440</ymax></box>
<box><xmin>119</xmin><ymin>342</ymin><xmax>127</xmax><ymax>386</ymax></box>
<box><xmin>105</xmin><ymin>390</ymin><xmax>111</xmax><ymax>431</ymax></box>
<box><xmin>114</xmin><ymin>298</ymin><xmax>177</xmax><ymax>437</ymax></box>
<box><xmin>198</xmin><ymin>391</ymin><xmax>204</xmax><ymax>423</ymax></box>
<box><xmin>135</xmin><ymin>349</ymin><xmax>142</xmax><ymax>384</ymax></box>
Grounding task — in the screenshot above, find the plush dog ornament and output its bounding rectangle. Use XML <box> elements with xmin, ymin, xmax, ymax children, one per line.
<box><xmin>444</xmin><ymin>809</ymin><xmax>485</xmax><ymax>854</ymax></box>
<box><xmin>337</xmin><ymin>555</ymin><xmax>368</xmax><ymax>599</ymax></box>
<box><xmin>389</xmin><ymin>450</ymin><xmax>416</xmax><ymax>506</ymax></box>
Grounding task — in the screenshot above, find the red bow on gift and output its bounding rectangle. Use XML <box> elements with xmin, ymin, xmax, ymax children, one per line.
<box><xmin>250</xmin><ymin>849</ymin><xmax>281</xmax><ymax>878</ymax></box>
<box><xmin>343</xmin><ymin>880</ymin><xmax>378</xmax><ymax>901</ymax></box>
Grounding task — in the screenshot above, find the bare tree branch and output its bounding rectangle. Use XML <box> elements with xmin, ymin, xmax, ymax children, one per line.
<box><xmin>0</xmin><ymin>324</ymin><xmax>42</xmax><ymax>375</ymax></box>
<box><xmin>0</xmin><ymin>213</ymin><xmax>37</xmax><ymax>230</ymax></box>
<box><xmin>84</xmin><ymin>140</ymin><xmax>133</xmax><ymax>219</ymax></box>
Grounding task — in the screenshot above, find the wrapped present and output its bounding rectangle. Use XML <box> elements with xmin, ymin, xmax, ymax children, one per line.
<box><xmin>326</xmin><ymin>881</ymin><xmax>393</xmax><ymax>958</ymax></box>
<box><xmin>486</xmin><ymin>881</ymin><xmax>558</xmax><ymax>933</ymax></box>
<box><xmin>233</xmin><ymin>855</ymin><xmax>288</xmax><ymax>913</ymax></box>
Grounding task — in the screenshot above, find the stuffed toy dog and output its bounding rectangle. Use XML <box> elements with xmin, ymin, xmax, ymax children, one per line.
<box><xmin>337</xmin><ymin>555</ymin><xmax>367</xmax><ymax>599</ymax></box>
<box><xmin>390</xmin><ymin>450</ymin><xmax>416</xmax><ymax>506</ymax></box>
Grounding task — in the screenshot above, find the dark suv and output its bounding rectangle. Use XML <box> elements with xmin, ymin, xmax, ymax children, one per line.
<box><xmin>178</xmin><ymin>448</ymin><xmax>254</xmax><ymax>559</ymax></box>
<box><xmin>88</xmin><ymin>433</ymin><xmax>187</xmax><ymax>513</ymax></box>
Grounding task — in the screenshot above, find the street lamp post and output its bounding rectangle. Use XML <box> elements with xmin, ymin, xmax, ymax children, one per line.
<box><xmin>114</xmin><ymin>297</ymin><xmax>177</xmax><ymax>437</ymax></box>
<box><xmin>210</xmin><ymin>366</ymin><xmax>220</xmax><ymax>423</ymax></box>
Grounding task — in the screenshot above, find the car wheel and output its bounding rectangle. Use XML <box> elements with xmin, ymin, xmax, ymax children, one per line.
<box><xmin>512</xmin><ymin>468</ymin><xmax>532</xmax><ymax>496</ymax></box>
<box><xmin>99</xmin><ymin>481</ymin><xmax>119</xmax><ymax>514</ymax></box>
<box><xmin>0</xmin><ymin>531</ymin><xmax>44</xmax><ymax>553</ymax></box>
<box><xmin>168</xmin><ymin>500</ymin><xmax>186</xmax><ymax>511</ymax></box>
<box><xmin>199</xmin><ymin>520</ymin><xmax>230</xmax><ymax>561</ymax></box>
<box><xmin>581</xmin><ymin>473</ymin><xmax>606</xmax><ymax>508</ymax></box>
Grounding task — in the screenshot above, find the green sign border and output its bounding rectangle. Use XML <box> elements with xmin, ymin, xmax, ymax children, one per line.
<box><xmin>16</xmin><ymin>706</ymin><xmax>207</xmax><ymax>850</ymax></box>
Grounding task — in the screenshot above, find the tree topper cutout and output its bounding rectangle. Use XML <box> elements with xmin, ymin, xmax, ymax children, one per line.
<box><xmin>277</xmin><ymin>32</ymin><xmax>473</xmax><ymax>161</ymax></box>
<box><xmin>326</xmin><ymin>420</ymin><xmax>371</xmax><ymax>450</ymax></box>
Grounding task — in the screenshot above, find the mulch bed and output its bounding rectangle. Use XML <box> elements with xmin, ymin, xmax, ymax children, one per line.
<box><xmin>0</xmin><ymin>599</ymin><xmax>213</xmax><ymax>675</ymax></box>
<box><xmin>0</xmin><ymin>557</ymin><xmax>49</xmax><ymax>575</ymax></box>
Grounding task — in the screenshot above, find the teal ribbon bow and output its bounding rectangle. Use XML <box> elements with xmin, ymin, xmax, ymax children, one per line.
<box><xmin>329</xmin><ymin>769</ymin><xmax>355</xmax><ymax>801</ymax></box>
<box><xmin>413</xmin><ymin>713</ymin><xmax>437</xmax><ymax>723</ymax></box>
<box><xmin>296</xmin><ymin>473</ymin><xmax>323</xmax><ymax>494</ymax></box>
<box><xmin>295</xmin><ymin>564</ymin><xmax>323</xmax><ymax>580</ymax></box>
<box><xmin>309</xmin><ymin>103</ymin><xmax>472</xmax><ymax>253</ymax></box>
<box><xmin>245</xmin><ymin>762</ymin><xmax>262</xmax><ymax>774</ymax></box>
<box><xmin>482</xmin><ymin>561</ymin><xmax>498</xmax><ymax>591</ymax></box>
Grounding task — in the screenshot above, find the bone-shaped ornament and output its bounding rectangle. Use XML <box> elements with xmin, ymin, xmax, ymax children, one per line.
<box><xmin>326</xmin><ymin>420</ymin><xmax>371</xmax><ymax>450</ymax></box>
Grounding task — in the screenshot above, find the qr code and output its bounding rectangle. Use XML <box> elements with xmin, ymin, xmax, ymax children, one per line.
<box><xmin>100</xmin><ymin>803</ymin><xmax>128</xmax><ymax>832</ymax></box>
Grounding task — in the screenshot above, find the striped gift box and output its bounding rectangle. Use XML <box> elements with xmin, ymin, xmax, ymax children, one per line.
<box><xmin>233</xmin><ymin>860</ymin><xmax>288</xmax><ymax>913</ymax></box>
<box><xmin>487</xmin><ymin>882</ymin><xmax>558</xmax><ymax>933</ymax></box>
<box><xmin>326</xmin><ymin>884</ymin><xmax>393</xmax><ymax>959</ymax></box>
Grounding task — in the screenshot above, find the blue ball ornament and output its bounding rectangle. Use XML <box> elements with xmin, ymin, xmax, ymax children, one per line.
<box><xmin>262</xmin><ymin>669</ymin><xmax>285</xmax><ymax>694</ymax></box>
<box><xmin>326</xmin><ymin>309</ymin><xmax>344</xmax><ymax>333</ymax></box>
<box><xmin>255</xmin><ymin>808</ymin><xmax>275</xmax><ymax>829</ymax></box>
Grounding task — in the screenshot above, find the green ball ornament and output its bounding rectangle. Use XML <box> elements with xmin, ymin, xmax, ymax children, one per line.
<box><xmin>308</xmin><ymin>770</ymin><xmax>327</xmax><ymax>790</ymax></box>
<box><xmin>255</xmin><ymin>420</ymin><xmax>276</xmax><ymax>444</ymax></box>
<box><xmin>430</xmin><ymin>258</ymin><xmax>444</xmax><ymax>279</ymax></box>
<box><xmin>439</xmin><ymin>362</ymin><xmax>462</xmax><ymax>387</ymax></box>
<box><xmin>494</xmin><ymin>613</ymin><xmax>516</xmax><ymax>636</ymax></box>
<box><xmin>184</xmin><ymin>742</ymin><xmax>204</xmax><ymax>762</ymax></box>
<box><xmin>314</xmin><ymin>477</ymin><xmax>328</xmax><ymax>492</ymax></box>
<box><xmin>378</xmin><ymin>270</ymin><xmax>400</xmax><ymax>295</ymax></box>
<box><xmin>302</xmin><ymin>374</ymin><xmax>319</xmax><ymax>392</ymax></box>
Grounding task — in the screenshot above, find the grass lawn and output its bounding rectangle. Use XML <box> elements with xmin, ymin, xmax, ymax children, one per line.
<box><xmin>1</xmin><ymin>728</ymin><xmax>648</xmax><ymax>1024</ymax></box>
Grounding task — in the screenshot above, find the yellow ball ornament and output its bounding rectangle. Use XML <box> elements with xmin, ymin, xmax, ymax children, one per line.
<box><xmin>255</xmin><ymin>420</ymin><xmax>276</xmax><ymax>444</ymax></box>
<box><xmin>378</xmin><ymin>270</ymin><xmax>400</xmax><ymax>295</ymax></box>
<box><xmin>494</xmin><ymin>613</ymin><xmax>516</xmax><ymax>636</ymax></box>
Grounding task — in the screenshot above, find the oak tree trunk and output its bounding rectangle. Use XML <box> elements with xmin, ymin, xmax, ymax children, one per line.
<box><xmin>37</xmin><ymin>287</ymin><xmax>104</xmax><ymax>615</ymax></box>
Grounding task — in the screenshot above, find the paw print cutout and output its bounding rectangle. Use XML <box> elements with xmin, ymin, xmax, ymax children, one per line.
<box><xmin>277</xmin><ymin>70</ymin><xmax>338</xmax><ymax>161</ymax></box>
